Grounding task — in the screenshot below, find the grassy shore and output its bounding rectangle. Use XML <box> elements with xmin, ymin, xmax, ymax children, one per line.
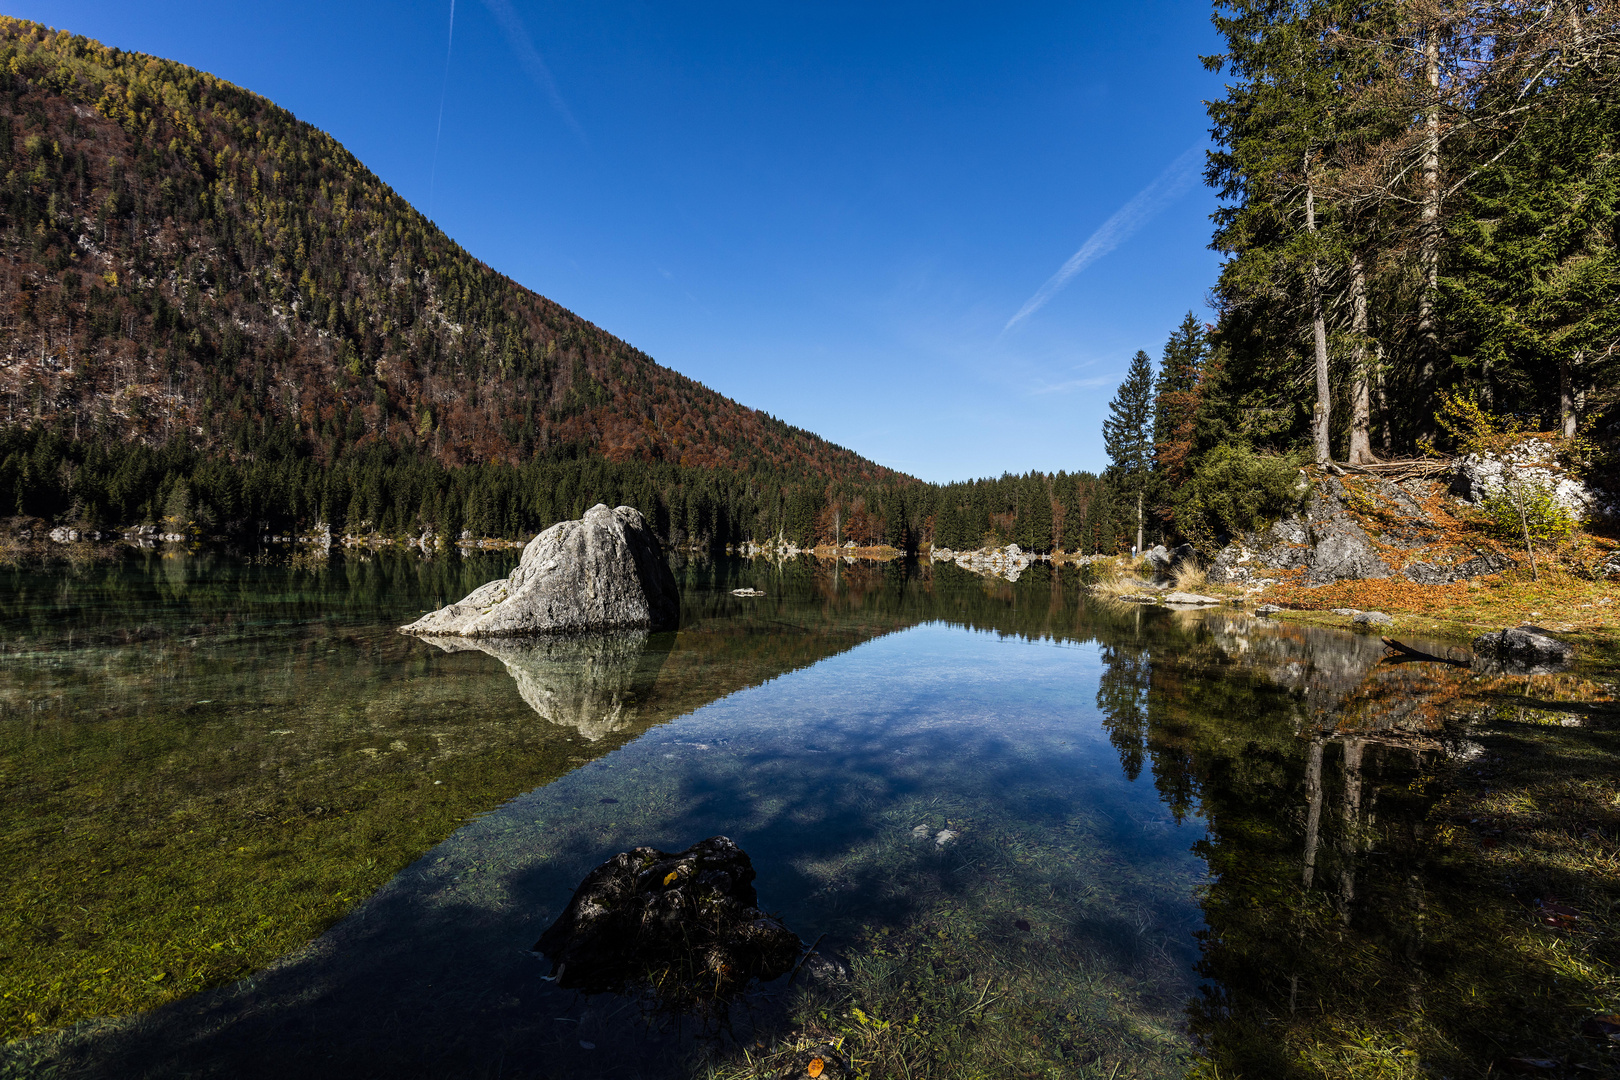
<box><xmin>1262</xmin><ymin>567</ymin><xmax>1620</xmax><ymax>662</ymax></box>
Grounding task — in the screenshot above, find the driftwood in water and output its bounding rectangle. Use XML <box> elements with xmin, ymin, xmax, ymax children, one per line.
<box><xmin>1381</xmin><ymin>636</ymin><xmax>1470</xmax><ymax>667</ymax></box>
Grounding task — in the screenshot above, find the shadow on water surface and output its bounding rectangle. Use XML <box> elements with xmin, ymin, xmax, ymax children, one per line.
<box><xmin>2</xmin><ymin>556</ymin><xmax>1617</xmax><ymax>1079</ymax></box>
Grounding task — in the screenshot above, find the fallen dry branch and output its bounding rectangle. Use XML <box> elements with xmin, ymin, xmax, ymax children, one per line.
<box><xmin>1381</xmin><ymin>636</ymin><xmax>1472</xmax><ymax>667</ymax></box>
<box><xmin>1338</xmin><ymin>458</ymin><xmax>1455</xmax><ymax>483</ymax></box>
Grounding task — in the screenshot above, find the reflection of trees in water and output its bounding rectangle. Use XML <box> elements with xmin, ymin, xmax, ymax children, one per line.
<box><xmin>1082</xmin><ymin>599</ymin><xmax>1617</xmax><ymax>1077</ymax></box>
<box><xmin>1097</xmin><ymin>642</ymin><xmax>1150</xmax><ymax>781</ymax></box>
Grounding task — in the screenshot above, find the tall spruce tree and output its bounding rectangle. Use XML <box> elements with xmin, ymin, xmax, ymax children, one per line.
<box><xmin>1206</xmin><ymin>1</ymin><xmax>1343</xmax><ymax>463</ymax></box>
<box><xmin>1447</xmin><ymin>38</ymin><xmax>1620</xmax><ymax>433</ymax></box>
<box><xmin>1152</xmin><ymin>313</ymin><xmax>1208</xmax><ymax>529</ymax></box>
<box><xmin>1017</xmin><ymin>472</ymin><xmax>1053</xmax><ymax>553</ymax></box>
<box><xmin>1103</xmin><ymin>349</ymin><xmax>1156</xmax><ymax>553</ymax></box>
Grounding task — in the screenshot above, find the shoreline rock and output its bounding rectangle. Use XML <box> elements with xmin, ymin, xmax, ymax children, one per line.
<box><xmin>1206</xmin><ymin>472</ymin><xmax>1535</xmax><ymax>589</ymax></box>
<box><xmin>1472</xmin><ymin>625</ymin><xmax>1576</xmax><ymax>674</ymax></box>
<box><xmin>1453</xmin><ymin>438</ymin><xmax>1608</xmax><ymax>521</ymax></box>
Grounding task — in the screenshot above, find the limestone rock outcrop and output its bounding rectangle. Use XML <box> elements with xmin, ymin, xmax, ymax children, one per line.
<box><xmin>1207</xmin><ymin>477</ymin><xmax>1391</xmax><ymax>587</ymax></box>
<box><xmin>1451</xmin><ymin>438</ymin><xmax>1606</xmax><ymax>521</ymax></box>
<box><xmin>948</xmin><ymin>543</ymin><xmax>1034</xmax><ymax>582</ymax></box>
<box><xmin>400</xmin><ymin>504</ymin><xmax>677</xmax><ymax>636</ymax></box>
<box><xmin>1206</xmin><ymin>472</ymin><xmax>1543</xmax><ymax>588</ymax></box>
<box><xmin>1145</xmin><ymin>543</ymin><xmax>1196</xmax><ymax>577</ymax></box>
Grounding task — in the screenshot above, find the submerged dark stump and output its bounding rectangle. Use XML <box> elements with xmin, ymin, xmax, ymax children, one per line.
<box><xmin>533</xmin><ymin>836</ymin><xmax>802</xmax><ymax>1008</ymax></box>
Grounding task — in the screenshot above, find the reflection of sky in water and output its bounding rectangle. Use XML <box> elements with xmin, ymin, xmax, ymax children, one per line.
<box><xmin>331</xmin><ymin>621</ymin><xmax>1209</xmax><ymax>1075</ymax></box>
<box><xmin>12</xmin><ymin>556</ymin><xmax>1601</xmax><ymax>1079</ymax></box>
<box><xmin>441</xmin><ymin>623</ymin><xmax>1206</xmax><ymax>928</ymax></box>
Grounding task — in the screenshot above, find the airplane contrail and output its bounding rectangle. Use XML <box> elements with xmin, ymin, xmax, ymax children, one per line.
<box><xmin>1004</xmin><ymin>140</ymin><xmax>1205</xmax><ymax>332</ymax></box>
<box><xmin>428</xmin><ymin>0</ymin><xmax>456</xmax><ymax>216</ymax></box>
<box><xmin>481</xmin><ymin>0</ymin><xmax>585</xmax><ymax>142</ymax></box>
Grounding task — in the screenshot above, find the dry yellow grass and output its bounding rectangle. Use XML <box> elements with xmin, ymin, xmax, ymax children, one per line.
<box><xmin>1171</xmin><ymin>559</ymin><xmax>1207</xmax><ymax>592</ymax></box>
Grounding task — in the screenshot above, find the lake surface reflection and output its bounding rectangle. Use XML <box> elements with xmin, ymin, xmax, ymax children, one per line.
<box><xmin>3</xmin><ymin>555</ymin><xmax>1614</xmax><ymax>1079</ymax></box>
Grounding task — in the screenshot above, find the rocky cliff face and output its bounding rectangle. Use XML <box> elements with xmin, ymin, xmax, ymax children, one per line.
<box><xmin>1451</xmin><ymin>437</ymin><xmax>1612</xmax><ymax>521</ymax></box>
<box><xmin>400</xmin><ymin>505</ymin><xmax>678</xmax><ymax>636</ymax></box>
<box><xmin>1208</xmin><ymin>469</ymin><xmax>1525</xmax><ymax>589</ymax></box>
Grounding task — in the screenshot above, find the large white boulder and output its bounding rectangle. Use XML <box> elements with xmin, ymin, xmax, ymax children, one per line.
<box><xmin>400</xmin><ymin>504</ymin><xmax>677</xmax><ymax>636</ymax></box>
<box><xmin>1451</xmin><ymin>438</ymin><xmax>1603</xmax><ymax>520</ymax></box>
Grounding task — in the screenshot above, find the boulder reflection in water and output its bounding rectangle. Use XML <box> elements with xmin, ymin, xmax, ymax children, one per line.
<box><xmin>424</xmin><ymin>630</ymin><xmax>671</xmax><ymax>741</ymax></box>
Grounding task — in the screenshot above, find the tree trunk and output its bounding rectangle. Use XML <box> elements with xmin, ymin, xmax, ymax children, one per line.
<box><xmin>1416</xmin><ymin>25</ymin><xmax>1442</xmax><ymax>422</ymax></box>
<box><xmin>1348</xmin><ymin>254</ymin><xmax>1375</xmax><ymax>464</ymax></box>
<box><xmin>1376</xmin><ymin>348</ymin><xmax>1392</xmax><ymax>455</ymax></box>
<box><xmin>1135</xmin><ymin>488</ymin><xmax>1144</xmax><ymax>555</ymax></box>
<box><xmin>1560</xmin><ymin>352</ymin><xmax>1577</xmax><ymax>437</ymax></box>
<box><xmin>1305</xmin><ymin>170</ymin><xmax>1332</xmax><ymax>465</ymax></box>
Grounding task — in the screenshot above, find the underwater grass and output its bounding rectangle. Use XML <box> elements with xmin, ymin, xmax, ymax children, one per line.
<box><xmin>697</xmin><ymin>796</ymin><xmax>1198</xmax><ymax>1080</ymax></box>
<box><xmin>0</xmin><ymin>685</ymin><xmax>624</xmax><ymax>1042</ymax></box>
<box><xmin>0</xmin><ymin>556</ymin><xmax>928</xmax><ymax>1045</ymax></box>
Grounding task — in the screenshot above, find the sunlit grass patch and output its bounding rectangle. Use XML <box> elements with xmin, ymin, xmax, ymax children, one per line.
<box><xmin>1171</xmin><ymin>560</ymin><xmax>1207</xmax><ymax>593</ymax></box>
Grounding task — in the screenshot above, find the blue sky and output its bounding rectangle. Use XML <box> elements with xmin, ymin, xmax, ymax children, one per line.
<box><xmin>16</xmin><ymin>1</ymin><xmax>1226</xmax><ymax>482</ymax></box>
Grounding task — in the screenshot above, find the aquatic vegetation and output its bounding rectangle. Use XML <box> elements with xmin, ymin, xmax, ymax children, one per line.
<box><xmin>701</xmin><ymin>800</ymin><xmax>1196</xmax><ymax>1080</ymax></box>
<box><xmin>0</xmin><ymin>552</ymin><xmax>924</xmax><ymax>1042</ymax></box>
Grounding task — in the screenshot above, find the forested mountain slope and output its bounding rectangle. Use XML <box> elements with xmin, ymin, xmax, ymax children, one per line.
<box><xmin>0</xmin><ymin>19</ymin><xmax>896</xmax><ymax>486</ymax></box>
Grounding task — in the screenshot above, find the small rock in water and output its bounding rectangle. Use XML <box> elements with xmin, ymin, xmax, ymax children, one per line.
<box><xmin>1472</xmin><ymin>626</ymin><xmax>1576</xmax><ymax>674</ymax></box>
<box><xmin>934</xmin><ymin>829</ymin><xmax>958</xmax><ymax>848</ymax></box>
<box><xmin>1352</xmin><ymin>611</ymin><xmax>1394</xmax><ymax>628</ymax></box>
<box><xmin>798</xmin><ymin>950</ymin><xmax>850</xmax><ymax>985</ymax></box>
<box><xmin>910</xmin><ymin>824</ymin><xmax>931</xmax><ymax>840</ymax></box>
<box><xmin>1255</xmin><ymin>604</ymin><xmax>1282</xmax><ymax>615</ymax></box>
<box><xmin>533</xmin><ymin>835</ymin><xmax>802</xmax><ymax>1009</ymax></box>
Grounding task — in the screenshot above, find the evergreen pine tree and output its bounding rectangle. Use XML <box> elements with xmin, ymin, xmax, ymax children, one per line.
<box><xmin>1058</xmin><ymin>475</ymin><xmax>1082</xmax><ymax>554</ymax></box>
<box><xmin>1103</xmin><ymin>350</ymin><xmax>1156</xmax><ymax>554</ymax></box>
<box><xmin>1017</xmin><ymin>473</ymin><xmax>1053</xmax><ymax>553</ymax></box>
<box><xmin>1152</xmin><ymin>313</ymin><xmax>1208</xmax><ymax>529</ymax></box>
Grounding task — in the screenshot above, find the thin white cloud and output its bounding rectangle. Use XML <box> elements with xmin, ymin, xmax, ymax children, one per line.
<box><xmin>479</xmin><ymin>0</ymin><xmax>585</xmax><ymax>142</ymax></box>
<box><xmin>1004</xmin><ymin>139</ymin><xmax>1204</xmax><ymax>332</ymax></box>
<box><xmin>1029</xmin><ymin>374</ymin><xmax>1118</xmax><ymax>396</ymax></box>
<box><xmin>428</xmin><ymin>0</ymin><xmax>456</xmax><ymax>215</ymax></box>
